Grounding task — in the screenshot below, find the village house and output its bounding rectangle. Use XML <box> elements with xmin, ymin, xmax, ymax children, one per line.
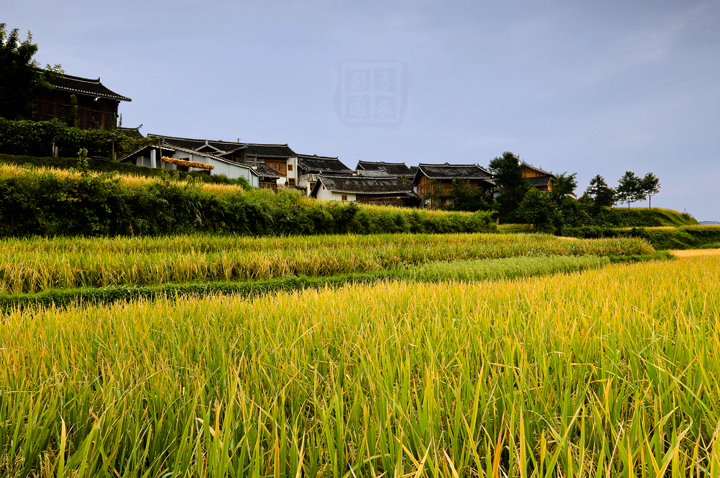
<box><xmin>31</xmin><ymin>73</ymin><xmax>131</xmax><ymax>130</ymax></box>
<box><xmin>296</xmin><ymin>154</ymin><xmax>354</xmax><ymax>195</ymax></box>
<box><xmin>355</xmin><ymin>160</ymin><xmax>417</xmax><ymax>178</ymax></box>
<box><xmin>412</xmin><ymin>163</ymin><xmax>495</xmax><ymax>208</ymax></box>
<box><xmin>310</xmin><ymin>172</ymin><xmax>419</xmax><ymax>206</ymax></box>
<box><xmin>118</xmin><ymin>144</ymin><xmax>260</xmax><ymax>187</ymax></box>
<box><xmin>521</xmin><ymin>161</ymin><xmax>557</xmax><ymax>192</ymax></box>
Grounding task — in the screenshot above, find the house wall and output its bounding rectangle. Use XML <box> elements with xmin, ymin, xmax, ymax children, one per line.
<box><xmin>521</xmin><ymin>165</ymin><xmax>544</xmax><ymax>178</ymax></box>
<box><xmin>273</xmin><ymin>157</ymin><xmax>298</xmax><ymax>186</ymax></box>
<box><xmin>172</xmin><ymin>152</ymin><xmax>260</xmax><ymax>187</ymax></box>
<box><xmin>316</xmin><ymin>186</ymin><xmax>356</xmax><ymax>202</ymax></box>
<box><xmin>33</xmin><ymin>90</ymin><xmax>119</xmax><ymax>130</ymax></box>
<box><xmin>297</xmin><ymin>173</ymin><xmax>318</xmax><ymax>195</ymax></box>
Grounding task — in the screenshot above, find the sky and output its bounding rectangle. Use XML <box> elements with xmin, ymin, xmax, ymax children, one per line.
<box><xmin>5</xmin><ymin>0</ymin><xmax>720</xmax><ymax>220</ymax></box>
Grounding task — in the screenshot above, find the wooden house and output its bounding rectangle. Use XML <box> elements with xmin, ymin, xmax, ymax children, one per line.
<box><xmin>521</xmin><ymin>161</ymin><xmax>556</xmax><ymax>192</ymax></box>
<box><xmin>310</xmin><ymin>173</ymin><xmax>419</xmax><ymax>206</ymax></box>
<box><xmin>412</xmin><ymin>163</ymin><xmax>495</xmax><ymax>208</ymax></box>
<box><xmin>296</xmin><ymin>154</ymin><xmax>354</xmax><ymax>195</ymax></box>
<box><xmin>32</xmin><ymin>74</ymin><xmax>131</xmax><ymax>129</ymax></box>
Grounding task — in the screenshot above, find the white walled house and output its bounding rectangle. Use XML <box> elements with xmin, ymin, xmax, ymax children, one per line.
<box><xmin>119</xmin><ymin>145</ymin><xmax>260</xmax><ymax>187</ymax></box>
<box><xmin>296</xmin><ymin>154</ymin><xmax>354</xmax><ymax>195</ymax></box>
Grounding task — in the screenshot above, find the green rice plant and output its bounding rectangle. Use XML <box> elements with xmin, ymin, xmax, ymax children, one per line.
<box><xmin>0</xmin><ymin>233</ymin><xmax>654</xmax><ymax>294</ymax></box>
<box><xmin>0</xmin><ymin>254</ymin><xmax>634</xmax><ymax>310</ymax></box>
<box><xmin>0</xmin><ymin>256</ymin><xmax>718</xmax><ymax>476</ymax></box>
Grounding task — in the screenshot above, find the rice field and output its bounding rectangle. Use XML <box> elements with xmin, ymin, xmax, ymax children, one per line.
<box><xmin>0</xmin><ymin>233</ymin><xmax>653</xmax><ymax>294</ymax></box>
<box><xmin>0</xmin><ymin>254</ymin><xmax>718</xmax><ymax>477</ymax></box>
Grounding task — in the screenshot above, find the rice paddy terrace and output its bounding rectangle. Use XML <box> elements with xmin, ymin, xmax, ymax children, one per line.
<box><xmin>1</xmin><ymin>232</ymin><xmax>718</xmax><ymax>477</ymax></box>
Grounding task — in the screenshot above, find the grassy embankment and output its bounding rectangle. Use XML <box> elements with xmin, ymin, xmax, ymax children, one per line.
<box><xmin>0</xmin><ymin>254</ymin><xmax>717</xmax><ymax>476</ymax></box>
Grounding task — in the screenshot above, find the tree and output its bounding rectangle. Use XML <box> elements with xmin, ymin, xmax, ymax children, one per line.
<box><xmin>640</xmin><ymin>173</ymin><xmax>660</xmax><ymax>209</ymax></box>
<box><xmin>449</xmin><ymin>177</ymin><xmax>492</xmax><ymax>212</ymax></box>
<box><xmin>0</xmin><ymin>24</ymin><xmax>61</xmax><ymax>120</ymax></box>
<box><xmin>488</xmin><ymin>151</ymin><xmax>530</xmax><ymax>222</ymax></box>
<box><xmin>584</xmin><ymin>174</ymin><xmax>615</xmax><ymax>211</ymax></box>
<box><xmin>517</xmin><ymin>188</ymin><xmax>559</xmax><ymax>234</ymax></box>
<box><xmin>615</xmin><ymin>171</ymin><xmax>646</xmax><ymax>208</ymax></box>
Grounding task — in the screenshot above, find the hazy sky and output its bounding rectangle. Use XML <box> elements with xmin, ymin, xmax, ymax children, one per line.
<box><xmin>5</xmin><ymin>0</ymin><xmax>720</xmax><ymax>219</ymax></box>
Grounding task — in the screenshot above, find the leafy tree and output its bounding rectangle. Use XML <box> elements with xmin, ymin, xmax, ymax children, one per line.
<box><xmin>640</xmin><ymin>172</ymin><xmax>660</xmax><ymax>209</ymax></box>
<box><xmin>0</xmin><ymin>24</ymin><xmax>62</xmax><ymax>120</ymax></box>
<box><xmin>517</xmin><ymin>188</ymin><xmax>559</xmax><ymax>234</ymax></box>
<box><xmin>449</xmin><ymin>177</ymin><xmax>492</xmax><ymax>212</ymax></box>
<box><xmin>488</xmin><ymin>151</ymin><xmax>530</xmax><ymax>222</ymax></box>
<box><xmin>550</xmin><ymin>172</ymin><xmax>577</xmax><ymax>201</ymax></box>
<box><xmin>616</xmin><ymin>171</ymin><xmax>646</xmax><ymax>208</ymax></box>
<box><xmin>584</xmin><ymin>174</ymin><xmax>615</xmax><ymax>210</ymax></box>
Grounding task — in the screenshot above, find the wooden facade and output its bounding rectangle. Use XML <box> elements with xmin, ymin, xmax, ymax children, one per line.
<box><xmin>520</xmin><ymin>162</ymin><xmax>556</xmax><ymax>192</ymax></box>
<box><xmin>31</xmin><ymin>74</ymin><xmax>131</xmax><ymax>130</ymax></box>
<box><xmin>413</xmin><ymin>163</ymin><xmax>495</xmax><ymax>209</ymax></box>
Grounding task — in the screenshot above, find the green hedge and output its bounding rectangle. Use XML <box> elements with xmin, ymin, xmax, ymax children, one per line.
<box><xmin>0</xmin><ymin>117</ymin><xmax>156</xmax><ymax>158</ymax></box>
<box><xmin>0</xmin><ymin>153</ymin><xmax>249</xmax><ymax>186</ymax></box>
<box><xmin>0</xmin><ymin>170</ymin><xmax>496</xmax><ymax>237</ymax></box>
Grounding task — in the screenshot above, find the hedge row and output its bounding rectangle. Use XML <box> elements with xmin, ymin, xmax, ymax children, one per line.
<box><xmin>0</xmin><ymin>169</ymin><xmax>496</xmax><ymax>237</ymax></box>
<box><xmin>0</xmin><ymin>117</ymin><xmax>155</xmax><ymax>158</ymax></box>
<box><xmin>0</xmin><ymin>253</ymin><xmax>670</xmax><ymax>310</ymax></box>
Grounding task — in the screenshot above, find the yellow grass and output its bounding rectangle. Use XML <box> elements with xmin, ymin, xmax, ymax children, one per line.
<box><xmin>671</xmin><ymin>248</ymin><xmax>720</xmax><ymax>258</ymax></box>
<box><xmin>0</xmin><ymin>162</ymin><xmax>243</xmax><ymax>195</ymax></box>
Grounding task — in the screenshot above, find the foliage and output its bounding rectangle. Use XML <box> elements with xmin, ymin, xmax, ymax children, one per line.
<box><xmin>488</xmin><ymin>151</ymin><xmax>530</xmax><ymax>222</ymax></box>
<box><xmin>0</xmin><ymin>117</ymin><xmax>157</xmax><ymax>158</ymax></box>
<box><xmin>448</xmin><ymin>177</ymin><xmax>492</xmax><ymax>212</ymax></box>
<box><xmin>0</xmin><ymin>24</ymin><xmax>62</xmax><ymax>120</ymax></box>
<box><xmin>0</xmin><ymin>167</ymin><xmax>497</xmax><ymax>238</ymax></box>
<box><xmin>517</xmin><ymin>188</ymin><xmax>560</xmax><ymax>233</ymax></box>
<box><xmin>584</xmin><ymin>174</ymin><xmax>616</xmax><ymax>211</ymax></box>
<box><xmin>616</xmin><ymin>171</ymin><xmax>646</xmax><ymax>207</ymax></box>
<box><xmin>641</xmin><ymin>172</ymin><xmax>661</xmax><ymax>208</ymax></box>
<box><xmin>1</xmin><ymin>256</ymin><xmax>719</xmax><ymax>476</ymax></box>
<box><xmin>565</xmin><ymin>224</ymin><xmax>720</xmax><ymax>250</ymax></box>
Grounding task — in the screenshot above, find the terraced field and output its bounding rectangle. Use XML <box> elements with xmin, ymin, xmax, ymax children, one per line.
<box><xmin>2</xmin><ymin>233</ymin><xmax>717</xmax><ymax>477</ymax></box>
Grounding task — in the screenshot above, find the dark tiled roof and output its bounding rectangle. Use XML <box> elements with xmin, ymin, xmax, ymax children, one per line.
<box><xmin>118</xmin><ymin>145</ymin><xmax>176</xmax><ymax>162</ymax></box>
<box><xmin>244</xmin><ymin>144</ymin><xmax>296</xmax><ymax>157</ymax></box>
<box><xmin>314</xmin><ymin>175</ymin><xmax>418</xmax><ymax>195</ymax></box>
<box><xmin>118</xmin><ymin>127</ymin><xmax>143</xmax><ymax>139</ymax></box>
<box><xmin>148</xmin><ymin>135</ymin><xmax>248</xmax><ymax>154</ymax></box>
<box><xmin>356</xmin><ymin>160</ymin><xmax>414</xmax><ymax>176</ymax></box>
<box><xmin>527</xmin><ymin>176</ymin><xmax>554</xmax><ymax>188</ymax></box>
<box><xmin>50</xmin><ymin>74</ymin><xmax>131</xmax><ymax>102</ymax></box>
<box><xmin>297</xmin><ymin>154</ymin><xmax>353</xmax><ymax>174</ymax></box>
<box><xmin>415</xmin><ymin>163</ymin><xmax>493</xmax><ymax>181</ymax></box>
<box><xmin>253</xmin><ymin>162</ymin><xmax>285</xmax><ymax>179</ymax></box>
<box><xmin>521</xmin><ymin>161</ymin><xmax>556</xmax><ymax>178</ymax></box>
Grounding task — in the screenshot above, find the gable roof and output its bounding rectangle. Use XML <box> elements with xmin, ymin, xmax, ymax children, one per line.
<box><xmin>253</xmin><ymin>162</ymin><xmax>285</xmax><ymax>179</ymax></box>
<box><xmin>356</xmin><ymin>160</ymin><xmax>414</xmax><ymax>176</ymax></box>
<box><xmin>148</xmin><ymin>134</ymin><xmax>248</xmax><ymax>154</ymax></box>
<box><xmin>49</xmin><ymin>74</ymin><xmax>132</xmax><ymax>102</ymax></box>
<box><xmin>521</xmin><ymin>161</ymin><xmax>556</xmax><ymax>178</ymax></box>
<box><xmin>297</xmin><ymin>154</ymin><xmax>353</xmax><ymax>174</ymax></box>
<box><xmin>244</xmin><ymin>143</ymin><xmax>296</xmax><ymax>157</ymax></box>
<box><xmin>527</xmin><ymin>176</ymin><xmax>554</xmax><ymax>188</ymax></box>
<box><xmin>311</xmin><ymin>174</ymin><xmax>418</xmax><ymax>196</ymax></box>
<box><xmin>414</xmin><ymin>163</ymin><xmax>494</xmax><ymax>182</ymax></box>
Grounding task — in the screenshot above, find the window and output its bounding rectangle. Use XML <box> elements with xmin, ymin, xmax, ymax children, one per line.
<box><xmin>287</xmin><ymin>164</ymin><xmax>293</xmax><ymax>171</ymax></box>
<box><xmin>341</xmin><ymin>195</ymin><xmax>348</xmax><ymax>201</ymax></box>
<box><xmin>289</xmin><ymin>178</ymin><xmax>296</xmax><ymax>186</ymax></box>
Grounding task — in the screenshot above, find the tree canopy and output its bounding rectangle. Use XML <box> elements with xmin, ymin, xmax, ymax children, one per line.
<box><xmin>488</xmin><ymin>151</ymin><xmax>529</xmax><ymax>222</ymax></box>
<box><xmin>0</xmin><ymin>24</ymin><xmax>61</xmax><ymax>120</ymax></box>
<box><xmin>584</xmin><ymin>174</ymin><xmax>616</xmax><ymax>210</ymax></box>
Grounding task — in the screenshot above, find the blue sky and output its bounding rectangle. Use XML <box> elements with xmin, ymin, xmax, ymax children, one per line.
<box><xmin>6</xmin><ymin>0</ymin><xmax>720</xmax><ymax>219</ymax></box>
